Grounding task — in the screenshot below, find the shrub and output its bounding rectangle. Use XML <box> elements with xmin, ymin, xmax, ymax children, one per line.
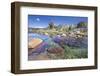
<box><xmin>63</xmin><ymin>45</ymin><xmax>88</xmax><ymax>59</ymax></box>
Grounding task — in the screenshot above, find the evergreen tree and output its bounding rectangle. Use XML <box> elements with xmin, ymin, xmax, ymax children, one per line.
<box><xmin>77</xmin><ymin>22</ymin><xmax>87</xmax><ymax>28</ymax></box>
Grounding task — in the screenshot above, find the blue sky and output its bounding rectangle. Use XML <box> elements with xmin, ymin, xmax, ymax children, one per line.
<box><xmin>28</xmin><ymin>15</ymin><xmax>88</xmax><ymax>28</ymax></box>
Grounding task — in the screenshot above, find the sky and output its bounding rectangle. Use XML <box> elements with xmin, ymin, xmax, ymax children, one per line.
<box><xmin>28</xmin><ymin>15</ymin><xmax>88</xmax><ymax>28</ymax></box>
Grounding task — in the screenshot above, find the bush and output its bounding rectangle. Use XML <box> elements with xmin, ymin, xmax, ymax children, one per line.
<box><xmin>63</xmin><ymin>45</ymin><xmax>88</xmax><ymax>59</ymax></box>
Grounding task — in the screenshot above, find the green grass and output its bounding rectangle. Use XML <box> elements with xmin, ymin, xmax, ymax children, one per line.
<box><xmin>63</xmin><ymin>45</ymin><xmax>88</xmax><ymax>59</ymax></box>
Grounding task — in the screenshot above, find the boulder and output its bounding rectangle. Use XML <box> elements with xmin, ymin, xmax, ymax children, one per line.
<box><xmin>28</xmin><ymin>38</ymin><xmax>43</xmax><ymax>49</ymax></box>
<box><xmin>47</xmin><ymin>47</ymin><xmax>65</xmax><ymax>59</ymax></box>
<box><xmin>62</xmin><ymin>33</ymin><xmax>66</xmax><ymax>37</ymax></box>
<box><xmin>47</xmin><ymin>47</ymin><xmax>64</xmax><ymax>54</ymax></box>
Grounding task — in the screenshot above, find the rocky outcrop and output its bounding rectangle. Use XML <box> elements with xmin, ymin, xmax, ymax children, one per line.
<box><xmin>28</xmin><ymin>38</ymin><xmax>43</xmax><ymax>49</ymax></box>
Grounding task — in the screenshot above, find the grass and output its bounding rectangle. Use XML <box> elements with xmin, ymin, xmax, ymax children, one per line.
<box><xmin>63</xmin><ymin>45</ymin><xmax>88</xmax><ymax>59</ymax></box>
<box><xmin>31</xmin><ymin>29</ymin><xmax>68</xmax><ymax>36</ymax></box>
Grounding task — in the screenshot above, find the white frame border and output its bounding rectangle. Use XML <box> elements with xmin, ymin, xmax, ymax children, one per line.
<box><xmin>20</xmin><ymin>6</ymin><xmax>95</xmax><ymax>70</ymax></box>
